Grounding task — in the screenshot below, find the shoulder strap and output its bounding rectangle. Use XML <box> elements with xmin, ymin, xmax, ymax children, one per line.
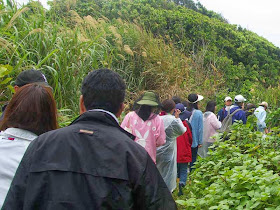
<box><xmin>230</xmin><ymin>109</ymin><xmax>242</xmax><ymax>116</ymax></box>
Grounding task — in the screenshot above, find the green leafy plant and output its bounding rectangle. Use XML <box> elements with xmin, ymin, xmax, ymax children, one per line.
<box><xmin>176</xmin><ymin>120</ymin><xmax>280</xmax><ymax>209</ymax></box>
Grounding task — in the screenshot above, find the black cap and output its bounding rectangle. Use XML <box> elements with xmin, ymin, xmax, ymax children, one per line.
<box><xmin>15</xmin><ymin>69</ymin><xmax>50</xmax><ymax>87</ymax></box>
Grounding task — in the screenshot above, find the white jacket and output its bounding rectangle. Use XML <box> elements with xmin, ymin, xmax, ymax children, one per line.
<box><xmin>0</xmin><ymin>128</ymin><xmax>37</xmax><ymax>207</ymax></box>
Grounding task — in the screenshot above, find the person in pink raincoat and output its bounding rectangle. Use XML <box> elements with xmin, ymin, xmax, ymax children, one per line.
<box><xmin>121</xmin><ymin>91</ymin><xmax>166</xmax><ymax>163</ymax></box>
<box><xmin>198</xmin><ymin>101</ymin><xmax>222</xmax><ymax>158</ymax></box>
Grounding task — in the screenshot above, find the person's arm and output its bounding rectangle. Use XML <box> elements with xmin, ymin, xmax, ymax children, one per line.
<box><xmin>133</xmin><ymin>156</ymin><xmax>177</xmax><ymax>209</ymax></box>
<box><xmin>2</xmin><ymin>139</ymin><xmax>37</xmax><ymax>209</ymax></box>
<box><xmin>156</xmin><ymin>118</ymin><xmax>166</xmax><ymax>147</ymax></box>
<box><xmin>198</xmin><ymin>112</ymin><xmax>203</xmax><ymax>146</ymax></box>
<box><xmin>210</xmin><ymin>113</ymin><xmax>222</xmax><ymax>130</ymax></box>
<box><xmin>172</xmin><ymin>110</ymin><xmax>187</xmax><ymax>137</ymax></box>
<box><xmin>217</xmin><ymin>109</ymin><xmax>222</xmax><ymax>122</ymax></box>
<box><xmin>242</xmin><ymin>111</ymin><xmax>247</xmax><ymax>124</ymax></box>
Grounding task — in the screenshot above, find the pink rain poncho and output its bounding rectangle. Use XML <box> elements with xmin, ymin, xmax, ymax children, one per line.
<box><xmin>198</xmin><ymin>111</ymin><xmax>221</xmax><ymax>158</ymax></box>
<box><xmin>121</xmin><ymin>111</ymin><xmax>166</xmax><ymax>163</ymax></box>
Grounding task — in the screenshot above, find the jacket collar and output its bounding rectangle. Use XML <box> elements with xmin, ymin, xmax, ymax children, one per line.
<box><xmin>3</xmin><ymin>128</ymin><xmax>37</xmax><ymax>141</ymax></box>
<box><xmin>71</xmin><ymin>111</ymin><xmax>135</xmax><ymax>141</ymax></box>
<box><xmin>257</xmin><ymin>106</ymin><xmax>265</xmax><ymax>111</ymax></box>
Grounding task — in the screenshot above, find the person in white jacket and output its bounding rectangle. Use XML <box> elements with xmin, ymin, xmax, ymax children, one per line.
<box><xmin>198</xmin><ymin>101</ymin><xmax>221</xmax><ymax>158</ymax></box>
<box><xmin>0</xmin><ymin>84</ymin><xmax>58</xmax><ymax>207</ymax></box>
<box><xmin>156</xmin><ymin>99</ymin><xmax>186</xmax><ymax>192</ymax></box>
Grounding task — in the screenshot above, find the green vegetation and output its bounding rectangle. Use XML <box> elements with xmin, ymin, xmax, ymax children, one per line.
<box><xmin>1</xmin><ymin>0</ymin><xmax>280</xmax><ymax>111</ymax></box>
<box><xmin>1</xmin><ymin>0</ymin><xmax>221</xmax><ymax>112</ymax></box>
<box><xmin>1</xmin><ymin>0</ymin><xmax>280</xmax><ymax>208</ymax></box>
<box><xmin>175</xmin><ymin>113</ymin><xmax>280</xmax><ymax>209</ymax></box>
<box><xmin>57</xmin><ymin>0</ymin><xmax>280</xmax><ymax>93</ymax></box>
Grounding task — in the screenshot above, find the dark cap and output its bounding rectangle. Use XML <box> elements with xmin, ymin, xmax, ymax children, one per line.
<box><xmin>15</xmin><ymin>69</ymin><xmax>50</xmax><ymax>87</ymax></box>
<box><xmin>175</xmin><ymin>103</ymin><xmax>185</xmax><ymax>112</ymax></box>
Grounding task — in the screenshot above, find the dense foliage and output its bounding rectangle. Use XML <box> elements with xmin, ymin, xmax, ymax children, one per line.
<box><xmin>50</xmin><ymin>0</ymin><xmax>280</xmax><ymax>95</ymax></box>
<box><xmin>1</xmin><ymin>0</ymin><xmax>280</xmax><ymax>110</ymax></box>
<box><xmin>176</xmin><ymin>114</ymin><xmax>280</xmax><ymax>209</ymax></box>
<box><xmin>1</xmin><ymin>1</ymin><xmax>280</xmax><ymax>208</ymax></box>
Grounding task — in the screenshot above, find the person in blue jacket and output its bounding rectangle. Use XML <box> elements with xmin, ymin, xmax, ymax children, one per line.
<box><xmin>217</xmin><ymin>96</ymin><xmax>232</xmax><ymax>122</ymax></box>
<box><xmin>230</xmin><ymin>95</ymin><xmax>247</xmax><ymax>124</ymax></box>
<box><xmin>187</xmin><ymin>93</ymin><xmax>203</xmax><ymax>171</ymax></box>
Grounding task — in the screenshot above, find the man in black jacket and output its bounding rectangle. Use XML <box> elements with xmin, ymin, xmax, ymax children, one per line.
<box><xmin>2</xmin><ymin>69</ymin><xmax>176</xmax><ymax>210</ymax></box>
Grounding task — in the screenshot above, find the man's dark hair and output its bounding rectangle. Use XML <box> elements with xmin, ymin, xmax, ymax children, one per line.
<box><xmin>161</xmin><ymin>99</ymin><xmax>175</xmax><ymax>113</ymax></box>
<box><xmin>81</xmin><ymin>69</ymin><xmax>126</xmax><ymax>114</ymax></box>
<box><xmin>172</xmin><ymin>96</ymin><xmax>181</xmax><ymax>104</ymax></box>
<box><xmin>205</xmin><ymin>101</ymin><xmax>216</xmax><ymax>113</ymax></box>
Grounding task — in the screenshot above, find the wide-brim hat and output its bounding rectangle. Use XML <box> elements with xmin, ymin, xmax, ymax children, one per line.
<box><xmin>136</xmin><ymin>91</ymin><xmax>159</xmax><ymax>106</ymax></box>
<box><xmin>187</xmin><ymin>94</ymin><xmax>204</xmax><ymax>104</ymax></box>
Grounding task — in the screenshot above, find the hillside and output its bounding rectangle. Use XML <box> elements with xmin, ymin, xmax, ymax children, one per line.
<box><xmin>1</xmin><ymin>0</ymin><xmax>280</xmax><ymax>112</ymax></box>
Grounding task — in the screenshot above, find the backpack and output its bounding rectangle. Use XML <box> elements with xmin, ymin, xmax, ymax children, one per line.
<box><xmin>219</xmin><ymin>109</ymin><xmax>242</xmax><ymax>132</ymax></box>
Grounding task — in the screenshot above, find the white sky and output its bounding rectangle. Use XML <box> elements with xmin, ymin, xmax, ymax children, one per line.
<box><xmin>16</xmin><ymin>0</ymin><xmax>280</xmax><ymax>47</ymax></box>
<box><xmin>196</xmin><ymin>0</ymin><xmax>280</xmax><ymax>48</ymax></box>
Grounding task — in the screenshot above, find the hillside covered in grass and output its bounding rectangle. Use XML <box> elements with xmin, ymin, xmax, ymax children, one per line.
<box><xmin>1</xmin><ymin>0</ymin><xmax>280</xmax><ymax>112</ymax></box>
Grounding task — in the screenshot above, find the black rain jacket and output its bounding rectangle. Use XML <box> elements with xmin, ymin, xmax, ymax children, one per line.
<box><xmin>2</xmin><ymin>111</ymin><xmax>177</xmax><ymax>210</ymax></box>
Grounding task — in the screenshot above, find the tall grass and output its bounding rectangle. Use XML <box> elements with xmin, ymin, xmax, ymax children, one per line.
<box><xmin>1</xmin><ymin>1</ymin><xmax>278</xmax><ymax>116</ymax></box>
<box><xmin>0</xmin><ymin>2</ymin><xmax>206</xmax><ymax>111</ymax></box>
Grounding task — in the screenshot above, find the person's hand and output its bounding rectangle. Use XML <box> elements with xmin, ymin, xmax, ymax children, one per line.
<box><xmin>174</xmin><ymin>109</ymin><xmax>181</xmax><ymax>118</ymax></box>
<box><xmin>198</xmin><ymin>144</ymin><xmax>202</xmax><ymax>148</ymax></box>
<box><xmin>265</xmin><ymin>128</ymin><xmax>269</xmax><ymax>134</ymax></box>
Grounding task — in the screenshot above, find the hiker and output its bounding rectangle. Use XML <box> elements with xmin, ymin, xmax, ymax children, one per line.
<box><xmin>156</xmin><ymin>99</ymin><xmax>186</xmax><ymax>193</ymax></box>
<box><xmin>172</xmin><ymin>98</ymin><xmax>191</xmax><ymax>121</ymax></box>
<box><xmin>182</xmin><ymin>100</ymin><xmax>189</xmax><ymax>110</ymax></box>
<box><xmin>245</xmin><ymin>103</ymin><xmax>257</xmax><ymax>118</ymax></box>
<box><xmin>0</xmin><ymin>84</ymin><xmax>58</xmax><ymax>207</ymax></box>
<box><xmin>229</xmin><ymin>95</ymin><xmax>247</xmax><ymax>124</ymax></box>
<box><xmin>217</xmin><ymin>96</ymin><xmax>232</xmax><ymax>122</ymax></box>
<box><xmin>175</xmin><ymin>103</ymin><xmax>193</xmax><ymax>196</ymax></box>
<box><xmin>2</xmin><ymin>69</ymin><xmax>176</xmax><ymax>209</ymax></box>
<box><xmin>0</xmin><ymin>69</ymin><xmax>51</xmax><ymax>122</ymax></box>
<box><xmin>187</xmin><ymin>93</ymin><xmax>204</xmax><ymax>171</ymax></box>
<box><xmin>198</xmin><ymin>101</ymin><xmax>221</xmax><ymax>158</ymax></box>
<box><xmin>254</xmin><ymin>101</ymin><xmax>268</xmax><ymax>133</ymax></box>
<box><xmin>172</xmin><ymin>96</ymin><xmax>181</xmax><ymax>104</ymax></box>
<box><xmin>121</xmin><ymin>91</ymin><xmax>166</xmax><ymax>163</ymax></box>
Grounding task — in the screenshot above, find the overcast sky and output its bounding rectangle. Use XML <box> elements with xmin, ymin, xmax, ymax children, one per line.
<box><xmin>196</xmin><ymin>0</ymin><xmax>280</xmax><ymax>48</ymax></box>
<box><xmin>15</xmin><ymin>0</ymin><xmax>280</xmax><ymax>48</ymax></box>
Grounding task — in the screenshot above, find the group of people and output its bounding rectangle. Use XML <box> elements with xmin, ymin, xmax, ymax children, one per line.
<box><xmin>120</xmin><ymin>91</ymin><xmax>269</xmax><ymax>196</ymax></box>
<box><xmin>218</xmin><ymin>95</ymin><xmax>269</xmax><ymax>133</ymax></box>
<box><xmin>0</xmin><ymin>68</ymin><xmax>269</xmax><ymax>209</ymax></box>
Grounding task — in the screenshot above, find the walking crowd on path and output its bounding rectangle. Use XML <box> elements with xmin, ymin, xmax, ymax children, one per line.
<box><xmin>0</xmin><ymin>68</ymin><xmax>271</xmax><ymax>209</ymax></box>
